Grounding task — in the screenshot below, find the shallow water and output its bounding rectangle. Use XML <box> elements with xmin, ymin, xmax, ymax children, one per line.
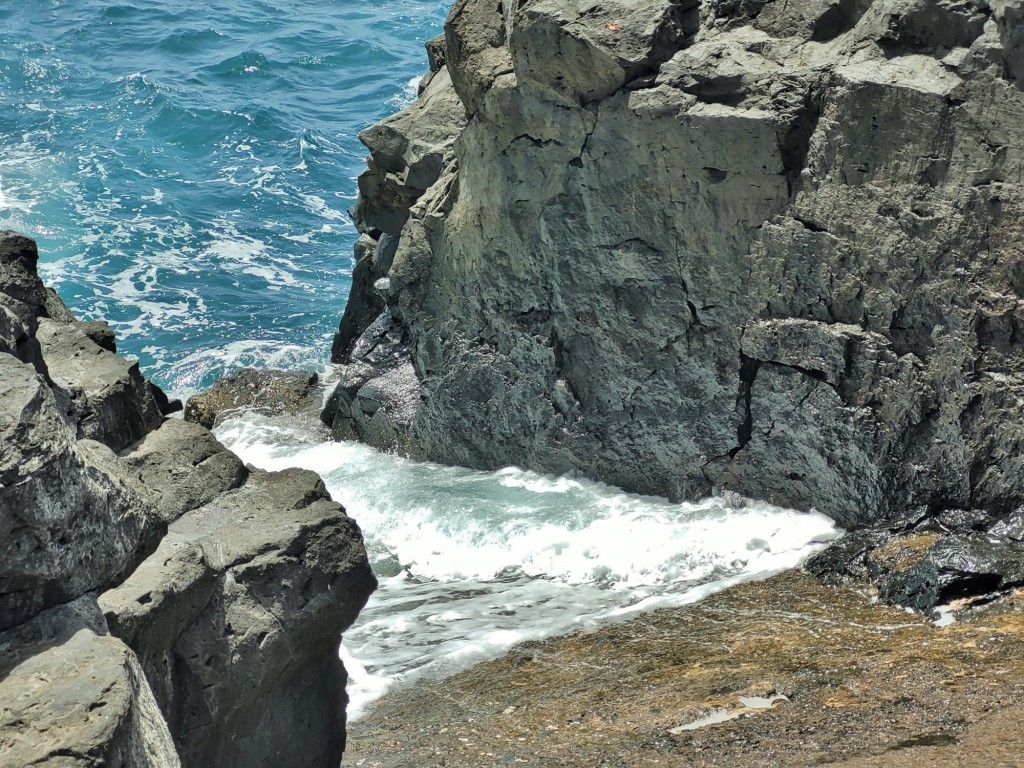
<box><xmin>216</xmin><ymin>412</ymin><xmax>841</xmax><ymax>719</ymax></box>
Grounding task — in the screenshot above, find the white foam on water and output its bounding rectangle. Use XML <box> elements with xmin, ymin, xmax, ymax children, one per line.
<box><xmin>388</xmin><ymin>75</ymin><xmax>422</xmax><ymax>108</ymax></box>
<box><xmin>215</xmin><ymin>412</ymin><xmax>842</xmax><ymax>722</ymax></box>
<box><xmin>298</xmin><ymin>192</ymin><xmax>348</xmax><ymax>222</ymax></box>
<box><xmin>0</xmin><ymin>135</ymin><xmax>55</xmax><ymax>230</ymax></box>
<box><xmin>0</xmin><ymin>183</ymin><xmax>35</xmax><ymax>214</ymax></box>
<box><xmin>202</xmin><ymin>220</ymin><xmax>302</xmax><ymax>287</ymax></box>
<box><xmin>95</xmin><ymin>257</ymin><xmax>211</xmax><ymax>339</ymax></box>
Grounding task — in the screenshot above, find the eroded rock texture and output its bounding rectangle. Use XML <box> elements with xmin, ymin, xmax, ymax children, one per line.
<box><xmin>0</xmin><ymin>597</ymin><xmax>181</xmax><ymax>768</ymax></box>
<box><xmin>183</xmin><ymin>367</ymin><xmax>321</xmax><ymax>429</ymax></box>
<box><xmin>0</xmin><ymin>234</ymin><xmax>158</xmax><ymax>633</ymax></box>
<box><xmin>99</xmin><ymin>468</ymin><xmax>376</xmax><ymax>767</ymax></box>
<box><xmin>0</xmin><ymin>231</ymin><xmax>376</xmax><ymax>767</ymax></box>
<box><xmin>328</xmin><ymin>0</ymin><xmax>1024</xmax><ymax>528</ymax></box>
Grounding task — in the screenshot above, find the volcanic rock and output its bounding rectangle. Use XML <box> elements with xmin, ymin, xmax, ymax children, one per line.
<box><xmin>0</xmin><ymin>597</ymin><xmax>180</xmax><ymax>768</ymax></box>
<box><xmin>329</xmin><ymin>0</ymin><xmax>1024</xmax><ymax>529</ymax></box>
<box><xmin>184</xmin><ymin>367</ymin><xmax>321</xmax><ymax>429</ymax></box>
<box><xmin>0</xmin><ymin>233</ymin><xmax>376</xmax><ymax>767</ymax></box>
<box><xmin>0</xmin><ymin>352</ymin><xmax>156</xmax><ymax>631</ymax></box>
<box><xmin>37</xmin><ymin>318</ymin><xmax>164</xmax><ymax>452</ymax></box>
<box><xmin>99</xmin><ymin>467</ymin><xmax>376</xmax><ymax>767</ymax></box>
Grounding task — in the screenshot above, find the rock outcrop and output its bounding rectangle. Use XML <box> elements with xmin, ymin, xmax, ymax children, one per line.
<box><xmin>327</xmin><ymin>0</ymin><xmax>1024</xmax><ymax>530</ymax></box>
<box><xmin>0</xmin><ymin>232</ymin><xmax>376</xmax><ymax>766</ymax></box>
<box><xmin>806</xmin><ymin>501</ymin><xmax>1024</xmax><ymax>610</ymax></box>
<box><xmin>99</xmin><ymin>467</ymin><xmax>375</xmax><ymax>767</ymax></box>
<box><xmin>184</xmin><ymin>367</ymin><xmax>321</xmax><ymax>429</ymax></box>
<box><xmin>0</xmin><ymin>235</ymin><xmax>159</xmax><ymax>632</ymax></box>
<box><xmin>0</xmin><ymin>597</ymin><xmax>181</xmax><ymax>768</ymax></box>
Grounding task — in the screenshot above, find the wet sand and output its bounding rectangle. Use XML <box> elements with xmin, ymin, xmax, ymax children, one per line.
<box><xmin>346</xmin><ymin>571</ymin><xmax>1024</xmax><ymax>767</ymax></box>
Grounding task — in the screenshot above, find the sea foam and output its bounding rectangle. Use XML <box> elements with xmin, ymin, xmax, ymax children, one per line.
<box><xmin>216</xmin><ymin>412</ymin><xmax>841</xmax><ymax>720</ymax></box>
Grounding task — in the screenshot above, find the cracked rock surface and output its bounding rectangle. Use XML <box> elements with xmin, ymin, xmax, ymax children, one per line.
<box><xmin>0</xmin><ymin>231</ymin><xmax>376</xmax><ymax>767</ymax></box>
<box><xmin>99</xmin><ymin>467</ymin><xmax>376</xmax><ymax>768</ymax></box>
<box><xmin>0</xmin><ymin>597</ymin><xmax>181</xmax><ymax>768</ymax></box>
<box><xmin>328</xmin><ymin>0</ymin><xmax>1024</xmax><ymax>528</ymax></box>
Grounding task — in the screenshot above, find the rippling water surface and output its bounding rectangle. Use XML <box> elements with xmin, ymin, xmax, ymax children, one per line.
<box><xmin>0</xmin><ymin>0</ymin><xmax>445</xmax><ymax>395</ymax></box>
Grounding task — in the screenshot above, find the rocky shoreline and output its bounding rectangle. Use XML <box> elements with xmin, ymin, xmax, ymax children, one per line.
<box><xmin>8</xmin><ymin>0</ymin><xmax>1024</xmax><ymax>764</ymax></box>
<box><xmin>0</xmin><ymin>232</ymin><xmax>376</xmax><ymax>767</ymax></box>
<box><xmin>348</xmin><ymin>570</ymin><xmax>1024</xmax><ymax>767</ymax></box>
<box><xmin>326</xmin><ymin>0</ymin><xmax>1024</xmax><ymax>532</ymax></box>
<box><xmin>326</xmin><ymin>0</ymin><xmax>1024</xmax><ymax>763</ymax></box>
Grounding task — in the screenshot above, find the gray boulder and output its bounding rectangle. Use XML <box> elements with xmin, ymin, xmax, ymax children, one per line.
<box><xmin>0</xmin><ymin>597</ymin><xmax>181</xmax><ymax>768</ymax></box>
<box><xmin>184</xmin><ymin>367</ymin><xmax>321</xmax><ymax>429</ymax></box>
<box><xmin>119</xmin><ymin>417</ymin><xmax>248</xmax><ymax>523</ymax></box>
<box><xmin>323</xmin><ymin>309</ymin><xmax>420</xmax><ymax>451</ymax></box>
<box><xmin>100</xmin><ymin>467</ymin><xmax>377</xmax><ymax>768</ymax></box>
<box><xmin>0</xmin><ymin>354</ymin><xmax>156</xmax><ymax>631</ymax></box>
<box><xmin>76</xmin><ymin>319</ymin><xmax>117</xmax><ymax>352</ymax></box>
<box><xmin>37</xmin><ymin>318</ymin><xmax>163</xmax><ymax>452</ymax></box>
<box><xmin>879</xmin><ymin>533</ymin><xmax>1024</xmax><ymax>609</ymax></box>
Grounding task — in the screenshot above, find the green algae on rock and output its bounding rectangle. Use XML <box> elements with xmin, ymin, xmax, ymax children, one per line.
<box><xmin>347</xmin><ymin>570</ymin><xmax>1024</xmax><ymax>768</ymax></box>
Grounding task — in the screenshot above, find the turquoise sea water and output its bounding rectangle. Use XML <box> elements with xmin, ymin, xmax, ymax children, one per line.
<box><xmin>0</xmin><ymin>0</ymin><xmax>446</xmax><ymax>396</ymax></box>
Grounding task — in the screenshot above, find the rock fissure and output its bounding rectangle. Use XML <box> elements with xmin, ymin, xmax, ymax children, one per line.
<box><xmin>733</xmin><ymin>353</ymin><xmax>760</xmax><ymax>459</ymax></box>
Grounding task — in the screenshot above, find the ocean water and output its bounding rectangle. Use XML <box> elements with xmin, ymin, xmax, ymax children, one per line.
<box><xmin>0</xmin><ymin>0</ymin><xmax>444</xmax><ymax>396</ymax></box>
<box><xmin>0</xmin><ymin>0</ymin><xmax>842</xmax><ymax>722</ymax></box>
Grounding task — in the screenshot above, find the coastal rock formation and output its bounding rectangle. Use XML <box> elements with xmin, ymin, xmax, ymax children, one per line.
<box><xmin>0</xmin><ymin>597</ymin><xmax>180</xmax><ymax>768</ymax></box>
<box><xmin>328</xmin><ymin>0</ymin><xmax>1024</xmax><ymax>529</ymax></box>
<box><xmin>805</xmin><ymin>502</ymin><xmax>1024</xmax><ymax>610</ymax></box>
<box><xmin>37</xmin><ymin>318</ymin><xmax>165</xmax><ymax>452</ymax></box>
<box><xmin>0</xmin><ymin>232</ymin><xmax>376</xmax><ymax>766</ymax></box>
<box><xmin>99</xmin><ymin>467</ymin><xmax>375</xmax><ymax>767</ymax></box>
<box><xmin>0</xmin><ymin>235</ymin><xmax>159</xmax><ymax>632</ymax></box>
<box><xmin>184</xmin><ymin>367</ymin><xmax>321</xmax><ymax>429</ymax></box>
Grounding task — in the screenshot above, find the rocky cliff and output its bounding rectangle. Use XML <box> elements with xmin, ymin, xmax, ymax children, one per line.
<box><xmin>326</xmin><ymin>0</ymin><xmax>1024</xmax><ymax>529</ymax></box>
<box><xmin>0</xmin><ymin>232</ymin><xmax>376</xmax><ymax>767</ymax></box>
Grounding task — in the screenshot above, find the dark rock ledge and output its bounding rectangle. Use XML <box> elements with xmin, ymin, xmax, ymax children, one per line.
<box><xmin>0</xmin><ymin>232</ymin><xmax>376</xmax><ymax>767</ymax></box>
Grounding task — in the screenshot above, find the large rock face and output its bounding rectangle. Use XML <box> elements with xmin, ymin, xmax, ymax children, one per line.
<box><xmin>99</xmin><ymin>467</ymin><xmax>376</xmax><ymax>767</ymax></box>
<box><xmin>0</xmin><ymin>231</ymin><xmax>376</xmax><ymax>766</ymax></box>
<box><xmin>328</xmin><ymin>0</ymin><xmax>1024</xmax><ymax>527</ymax></box>
<box><xmin>0</xmin><ymin>597</ymin><xmax>181</xmax><ymax>768</ymax></box>
<box><xmin>0</xmin><ymin>233</ymin><xmax>160</xmax><ymax>632</ymax></box>
<box><xmin>0</xmin><ymin>352</ymin><xmax>156</xmax><ymax>630</ymax></box>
